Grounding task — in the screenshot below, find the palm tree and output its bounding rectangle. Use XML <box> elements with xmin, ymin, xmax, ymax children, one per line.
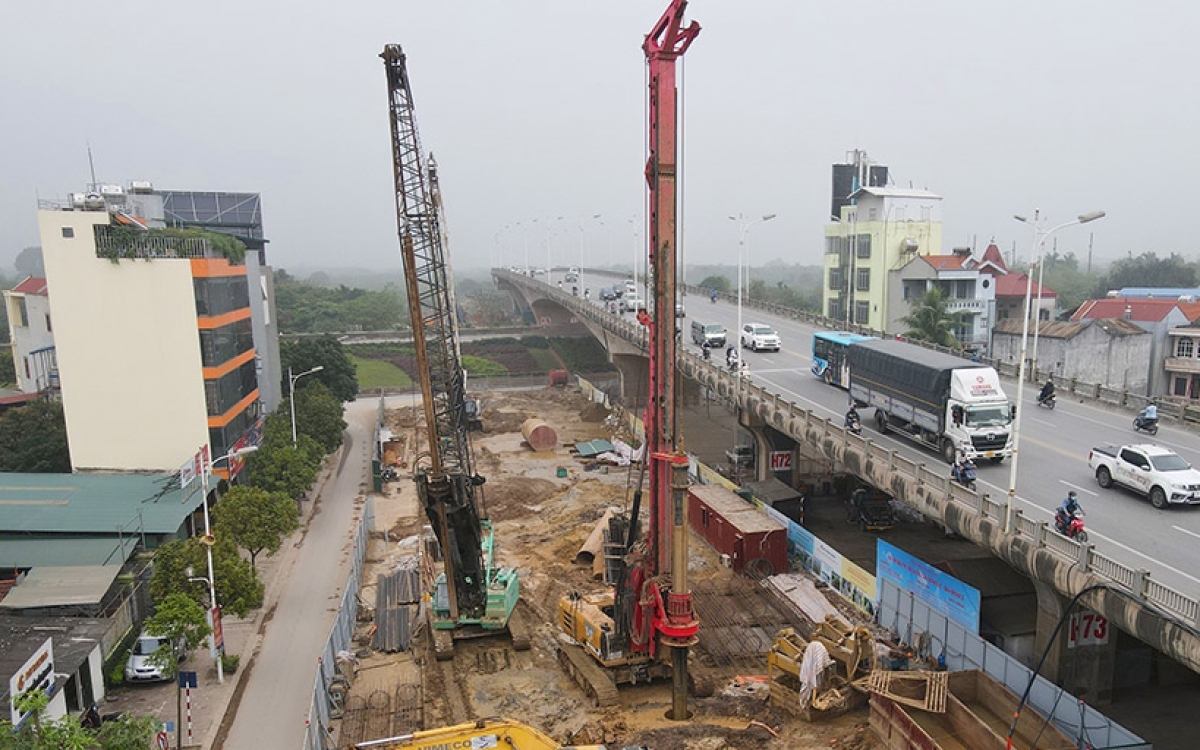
<box><xmin>899</xmin><ymin>287</ymin><xmax>965</xmax><ymax>349</ymax></box>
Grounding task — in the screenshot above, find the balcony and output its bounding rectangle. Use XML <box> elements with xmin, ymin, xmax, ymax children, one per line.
<box><xmin>1165</xmin><ymin>356</ymin><xmax>1200</xmax><ymax>374</ymax></box>
<box><xmin>93</xmin><ymin>225</ymin><xmax>228</xmax><ymax>262</ymax></box>
<box><xmin>945</xmin><ymin>298</ymin><xmax>987</xmax><ymax>313</ymax></box>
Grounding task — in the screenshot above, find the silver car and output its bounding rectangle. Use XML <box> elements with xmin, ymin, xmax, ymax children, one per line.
<box><xmin>740</xmin><ymin>323</ymin><xmax>781</xmax><ymax>352</ymax></box>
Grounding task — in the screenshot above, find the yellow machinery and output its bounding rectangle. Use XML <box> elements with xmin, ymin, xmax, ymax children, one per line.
<box><xmin>766</xmin><ymin>618</ymin><xmax>875</xmax><ymax>715</ymax></box>
<box><xmin>354</xmin><ymin>718</ymin><xmax>607</xmax><ymax>750</ymax></box>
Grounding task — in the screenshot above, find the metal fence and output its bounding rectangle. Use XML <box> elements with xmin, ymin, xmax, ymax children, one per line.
<box><xmin>302</xmin><ymin>495</ymin><xmax>374</xmax><ymax>750</ymax></box>
<box><xmin>878</xmin><ymin>578</ymin><xmax>1150</xmax><ymax>749</ymax></box>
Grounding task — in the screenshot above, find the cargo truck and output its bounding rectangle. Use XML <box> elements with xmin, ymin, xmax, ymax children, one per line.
<box><xmin>847</xmin><ymin>339</ymin><xmax>1013</xmax><ymax>464</ymax></box>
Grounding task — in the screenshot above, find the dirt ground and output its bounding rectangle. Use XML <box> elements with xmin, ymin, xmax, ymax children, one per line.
<box><xmin>340</xmin><ymin>386</ymin><xmax>880</xmax><ymax>750</ymax></box>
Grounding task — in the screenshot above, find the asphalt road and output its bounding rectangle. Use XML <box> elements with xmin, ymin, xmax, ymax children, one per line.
<box><xmin>560</xmin><ymin>270</ymin><xmax>1200</xmax><ymax>599</ymax></box>
<box><xmin>220</xmin><ymin>398</ymin><xmax>377</xmax><ymax>748</ymax></box>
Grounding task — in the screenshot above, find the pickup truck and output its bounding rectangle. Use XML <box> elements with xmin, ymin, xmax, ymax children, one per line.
<box><xmin>1088</xmin><ymin>443</ymin><xmax>1200</xmax><ymax>509</ymax></box>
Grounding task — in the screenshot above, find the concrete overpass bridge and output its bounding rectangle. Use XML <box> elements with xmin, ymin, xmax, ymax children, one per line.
<box><xmin>495</xmin><ymin>267</ymin><xmax>1200</xmax><ymax>696</ymax></box>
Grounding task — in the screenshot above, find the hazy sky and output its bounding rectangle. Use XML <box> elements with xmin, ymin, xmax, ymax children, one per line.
<box><xmin>3</xmin><ymin>2</ymin><xmax>1198</xmax><ymax>277</ymax></box>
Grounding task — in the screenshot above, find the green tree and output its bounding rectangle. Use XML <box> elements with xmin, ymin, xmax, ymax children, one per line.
<box><xmin>0</xmin><ymin>689</ymin><xmax>156</xmax><ymax>749</ymax></box>
<box><xmin>0</xmin><ymin>400</ymin><xmax>71</xmax><ymax>472</ymax></box>
<box><xmin>214</xmin><ymin>486</ymin><xmax>299</xmax><ymax>573</ymax></box>
<box><xmin>281</xmin><ymin>334</ymin><xmax>359</xmax><ymax>402</ymax></box>
<box><xmin>150</xmin><ymin>538</ymin><xmax>263</xmax><ymax>618</ymax></box>
<box><xmin>899</xmin><ymin>287</ymin><xmax>965</xmax><ymax>349</ymax></box>
<box><xmin>143</xmin><ymin>592</ymin><xmax>211</xmax><ymax>679</ymax></box>
<box><xmin>290</xmin><ymin>381</ymin><xmax>347</xmax><ymax>452</ymax></box>
<box><xmin>698</xmin><ymin>275</ymin><xmax>730</xmax><ymax>292</ymax></box>
<box><xmin>0</xmin><ymin>346</ymin><xmax>14</xmax><ymax>386</ymax></box>
<box><xmin>1097</xmin><ymin>251</ymin><xmax>1198</xmax><ymax>294</ymax></box>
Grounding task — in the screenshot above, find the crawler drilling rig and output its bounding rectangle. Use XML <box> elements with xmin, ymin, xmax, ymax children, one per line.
<box><xmin>381</xmin><ymin>44</ymin><xmax>525</xmax><ymax>660</ymax></box>
<box><xmin>556</xmin><ymin>0</ymin><xmax>700</xmax><ymax>720</ymax></box>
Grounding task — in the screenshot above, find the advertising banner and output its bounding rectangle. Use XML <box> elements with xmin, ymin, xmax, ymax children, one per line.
<box><xmin>877</xmin><ymin>539</ymin><xmax>980</xmax><ymax>632</ymax></box>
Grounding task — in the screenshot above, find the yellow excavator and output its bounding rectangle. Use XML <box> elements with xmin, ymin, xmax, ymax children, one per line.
<box><xmin>353</xmin><ymin>718</ymin><xmax>609</xmax><ymax>750</ymax></box>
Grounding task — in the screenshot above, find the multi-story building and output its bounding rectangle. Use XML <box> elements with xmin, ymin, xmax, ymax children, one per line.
<box><xmin>887</xmin><ymin>249</ymin><xmax>996</xmax><ymax>353</ymax></box>
<box><xmin>2</xmin><ymin>276</ymin><xmax>56</xmax><ymax>393</ymax></box>
<box><xmin>823</xmin><ymin>186</ymin><xmax>944</xmax><ymax>331</ymax></box>
<box><xmin>975</xmin><ymin>243</ymin><xmax>1057</xmax><ymax>326</ymax></box>
<box><xmin>37</xmin><ymin>200</ymin><xmax>261</xmax><ymax>472</ymax></box>
<box><xmin>1072</xmin><ymin>297</ymin><xmax>1200</xmax><ymax>397</ymax></box>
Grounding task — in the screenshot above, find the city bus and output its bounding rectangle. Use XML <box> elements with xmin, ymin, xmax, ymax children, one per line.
<box><xmin>811</xmin><ymin>331</ymin><xmax>875</xmax><ymax>388</ymax></box>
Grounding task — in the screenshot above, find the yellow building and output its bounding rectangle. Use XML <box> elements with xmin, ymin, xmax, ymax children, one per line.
<box><xmin>37</xmin><ymin>207</ymin><xmax>260</xmax><ymax>472</ymax></box>
<box><xmin>822</xmin><ymin>187</ymin><xmax>944</xmax><ymax>332</ymax></box>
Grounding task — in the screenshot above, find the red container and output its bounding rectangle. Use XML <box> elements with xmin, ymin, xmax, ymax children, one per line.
<box><xmin>688</xmin><ymin>485</ymin><xmax>788</xmax><ymax>577</ymax></box>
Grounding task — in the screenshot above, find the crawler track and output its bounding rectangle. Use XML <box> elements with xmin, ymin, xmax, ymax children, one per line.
<box><xmin>557</xmin><ymin>643</ymin><xmax>620</xmax><ymax>707</ymax></box>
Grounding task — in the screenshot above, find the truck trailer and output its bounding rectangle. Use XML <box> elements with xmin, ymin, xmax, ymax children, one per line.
<box><xmin>847</xmin><ymin>339</ymin><xmax>1013</xmax><ymax>464</ymax></box>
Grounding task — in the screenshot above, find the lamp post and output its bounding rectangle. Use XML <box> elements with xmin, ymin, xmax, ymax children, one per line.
<box><xmin>1004</xmin><ymin>210</ymin><xmax>1105</xmax><ymax>531</ymax></box>
<box><xmin>289</xmin><ymin>365</ymin><xmax>325</xmax><ymax>448</ymax></box>
<box><xmin>728</xmin><ymin>213</ymin><xmax>778</xmax><ymax>366</ymax></box>
<box><xmin>195</xmin><ymin>444</ymin><xmax>258</xmax><ymax>684</ymax></box>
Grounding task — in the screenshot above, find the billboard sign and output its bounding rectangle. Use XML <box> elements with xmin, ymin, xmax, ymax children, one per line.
<box><xmin>877</xmin><ymin>539</ymin><xmax>980</xmax><ymax>632</ymax></box>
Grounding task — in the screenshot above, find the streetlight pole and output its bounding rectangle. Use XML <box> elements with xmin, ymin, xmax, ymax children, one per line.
<box><xmin>728</xmin><ymin>213</ymin><xmax>778</xmax><ymax>365</ymax></box>
<box><xmin>195</xmin><ymin>444</ymin><xmax>258</xmax><ymax>684</ymax></box>
<box><xmin>1004</xmin><ymin>210</ymin><xmax>1105</xmax><ymax>531</ymax></box>
<box><xmin>289</xmin><ymin>365</ymin><xmax>325</xmax><ymax>447</ymax></box>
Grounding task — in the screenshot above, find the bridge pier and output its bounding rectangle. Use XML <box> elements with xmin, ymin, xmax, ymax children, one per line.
<box><xmin>1033</xmin><ymin>579</ymin><xmax>1118</xmax><ymax>704</ymax></box>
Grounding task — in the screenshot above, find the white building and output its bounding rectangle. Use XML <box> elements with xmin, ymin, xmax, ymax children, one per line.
<box><xmin>3</xmin><ymin>277</ymin><xmax>56</xmax><ymax>393</ymax></box>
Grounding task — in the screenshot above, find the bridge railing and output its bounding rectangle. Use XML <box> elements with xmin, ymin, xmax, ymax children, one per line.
<box><xmin>496</xmin><ymin>269</ymin><xmax>1200</xmax><ymax>630</ymax></box>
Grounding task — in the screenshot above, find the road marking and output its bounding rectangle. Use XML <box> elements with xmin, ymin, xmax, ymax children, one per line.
<box><xmin>1029</xmin><ymin>417</ymin><xmax>1056</xmax><ymax>427</ymax></box>
<box><xmin>1174</xmin><ymin>525</ymin><xmax>1200</xmax><ymax>541</ymax></box>
<box><xmin>1060</xmin><ymin>480</ymin><xmax>1098</xmax><ymax>497</ymax></box>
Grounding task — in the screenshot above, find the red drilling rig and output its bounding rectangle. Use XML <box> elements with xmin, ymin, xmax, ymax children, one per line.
<box><xmin>556</xmin><ymin>0</ymin><xmax>700</xmax><ymax>720</ymax></box>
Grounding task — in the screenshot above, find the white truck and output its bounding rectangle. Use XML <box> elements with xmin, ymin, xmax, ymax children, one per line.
<box><xmin>847</xmin><ymin>339</ymin><xmax>1013</xmax><ymax>464</ymax></box>
<box><xmin>1087</xmin><ymin>443</ymin><xmax>1200</xmax><ymax>509</ymax></box>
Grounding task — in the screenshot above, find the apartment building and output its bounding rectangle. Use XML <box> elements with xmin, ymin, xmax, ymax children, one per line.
<box><xmin>2</xmin><ymin>276</ymin><xmax>56</xmax><ymax>393</ymax></box>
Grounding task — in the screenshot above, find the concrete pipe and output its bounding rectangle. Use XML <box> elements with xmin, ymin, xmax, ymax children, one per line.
<box><xmin>521</xmin><ymin>418</ymin><xmax>558</xmax><ymax>452</ymax></box>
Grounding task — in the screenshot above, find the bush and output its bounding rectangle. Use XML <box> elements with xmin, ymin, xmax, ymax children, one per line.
<box><xmin>221</xmin><ymin>653</ymin><xmax>241</xmax><ymax>674</ymax></box>
<box><xmin>550</xmin><ymin>338</ymin><xmax>615</xmax><ymax>372</ymax></box>
<box><xmin>520</xmin><ymin>335</ymin><xmax>550</xmax><ymax>349</ymax></box>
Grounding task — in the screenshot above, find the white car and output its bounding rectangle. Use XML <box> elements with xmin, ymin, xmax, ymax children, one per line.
<box><xmin>623</xmin><ymin>279</ymin><xmax>637</xmax><ymax>295</ymax></box>
<box><xmin>741</xmin><ymin>323</ymin><xmax>781</xmax><ymax>352</ymax></box>
<box><xmin>620</xmin><ymin>295</ymin><xmax>646</xmax><ymax>313</ymax></box>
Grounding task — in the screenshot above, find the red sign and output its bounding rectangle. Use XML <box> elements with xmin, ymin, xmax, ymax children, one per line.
<box><xmin>1067</xmin><ymin>611</ymin><xmax>1108</xmax><ymax>648</ymax></box>
<box><xmin>769</xmin><ymin>451</ymin><xmax>792</xmax><ymax>472</ymax></box>
<box><xmin>210</xmin><ymin>606</ymin><xmax>224</xmax><ymax>653</ymax></box>
<box><xmin>155</xmin><ymin>731</ymin><xmax>169</xmax><ymax>750</ymax></box>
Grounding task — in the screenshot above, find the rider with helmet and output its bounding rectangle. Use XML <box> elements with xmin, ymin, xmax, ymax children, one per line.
<box><xmin>1055</xmin><ymin>491</ymin><xmax>1083</xmax><ymax>533</ymax></box>
<box><xmin>1038</xmin><ymin>379</ymin><xmax>1056</xmax><ymax>405</ymax></box>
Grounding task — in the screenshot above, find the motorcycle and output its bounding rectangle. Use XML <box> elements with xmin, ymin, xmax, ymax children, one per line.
<box><xmin>1037</xmin><ymin>393</ymin><xmax>1056</xmax><ymax>409</ymax></box>
<box><xmin>1134</xmin><ymin>414</ymin><xmax>1159</xmax><ymax>436</ymax></box>
<box><xmin>950</xmin><ymin>459</ymin><xmax>978</xmax><ymax>490</ymax></box>
<box><xmin>845</xmin><ymin>412</ymin><xmax>862</xmax><ymax>435</ymax></box>
<box><xmin>1054</xmin><ymin>509</ymin><xmax>1088</xmax><ymax>543</ymax></box>
<box><xmin>701</xmin><ymin>344</ymin><xmax>712</xmax><ymax>361</ymax></box>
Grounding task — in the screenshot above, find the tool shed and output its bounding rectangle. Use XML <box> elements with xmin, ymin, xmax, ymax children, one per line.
<box><xmin>688</xmin><ymin>484</ymin><xmax>788</xmax><ymax>577</ymax></box>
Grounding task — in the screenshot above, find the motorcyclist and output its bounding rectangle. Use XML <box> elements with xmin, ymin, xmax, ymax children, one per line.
<box><xmin>1137</xmin><ymin>403</ymin><xmax>1158</xmax><ymax>427</ymax></box>
<box><xmin>583</xmin><ymin>287</ymin><xmax>590</xmax><ymax>300</ymax></box>
<box><xmin>1055</xmin><ymin>491</ymin><xmax>1083</xmax><ymax>532</ymax></box>
<box><xmin>951</xmin><ymin>455</ymin><xmax>977</xmax><ymax>486</ymax></box>
<box><xmin>710</xmin><ymin>290</ymin><xmax>718</xmax><ymax>303</ymax></box>
<box><xmin>1038</xmin><ymin>379</ymin><xmax>1055</xmax><ymax>404</ymax></box>
<box><xmin>701</xmin><ymin>339</ymin><xmax>712</xmax><ymax>360</ymax></box>
<box><xmin>726</xmin><ymin>345</ymin><xmax>737</xmax><ymax>369</ymax></box>
<box><xmin>845</xmin><ymin>406</ymin><xmax>861</xmax><ymax>431</ymax></box>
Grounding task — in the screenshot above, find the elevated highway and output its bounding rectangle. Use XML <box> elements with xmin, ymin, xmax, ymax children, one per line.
<box><xmin>495</xmin><ymin>267</ymin><xmax>1200</xmax><ymax>685</ymax></box>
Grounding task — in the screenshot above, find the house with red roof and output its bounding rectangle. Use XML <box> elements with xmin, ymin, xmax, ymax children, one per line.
<box><xmin>888</xmin><ymin>248</ymin><xmax>995</xmax><ymax>353</ymax></box>
<box><xmin>974</xmin><ymin>242</ymin><xmax>1058</xmax><ymax>327</ymax></box>
<box><xmin>2</xmin><ymin>276</ymin><xmax>57</xmax><ymax>394</ymax></box>
<box><xmin>1071</xmin><ymin>297</ymin><xmax>1200</xmax><ymax>396</ymax></box>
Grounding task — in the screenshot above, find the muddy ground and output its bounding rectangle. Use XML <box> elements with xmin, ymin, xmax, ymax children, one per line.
<box><xmin>340</xmin><ymin>386</ymin><xmax>879</xmax><ymax>750</ymax></box>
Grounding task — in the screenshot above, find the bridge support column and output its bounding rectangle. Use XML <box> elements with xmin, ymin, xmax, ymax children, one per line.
<box><xmin>1032</xmin><ymin>579</ymin><xmax>1118</xmax><ymax>704</ymax></box>
<box><xmin>611</xmin><ymin>353</ymin><xmax>649</xmax><ymax>408</ymax></box>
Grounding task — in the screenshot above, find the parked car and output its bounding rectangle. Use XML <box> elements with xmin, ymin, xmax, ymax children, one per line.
<box><xmin>125</xmin><ymin>630</ymin><xmax>186</xmax><ymax>683</ymax></box>
<box><xmin>740</xmin><ymin>323</ymin><xmax>781</xmax><ymax>352</ymax></box>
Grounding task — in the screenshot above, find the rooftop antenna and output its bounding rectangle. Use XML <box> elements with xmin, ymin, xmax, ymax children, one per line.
<box><xmin>87</xmin><ymin>143</ymin><xmax>98</xmax><ymax>191</ymax></box>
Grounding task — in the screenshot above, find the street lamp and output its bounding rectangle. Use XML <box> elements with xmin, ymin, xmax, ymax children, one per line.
<box><xmin>289</xmin><ymin>365</ymin><xmax>325</xmax><ymax>447</ymax></box>
<box><xmin>196</xmin><ymin>444</ymin><xmax>259</xmax><ymax>684</ymax></box>
<box><xmin>728</xmin><ymin>213</ymin><xmax>778</xmax><ymax>367</ymax></box>
<box><xmin>1004</xmin><ymin>209</ymin><xmax>1105</xmax><ymax>531</ymax></box>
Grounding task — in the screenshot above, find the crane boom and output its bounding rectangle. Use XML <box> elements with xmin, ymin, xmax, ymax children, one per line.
<box><xmin>381</xmin><ymin>44</ymin><xmax>495</xmax><ymax>626</ymax></box>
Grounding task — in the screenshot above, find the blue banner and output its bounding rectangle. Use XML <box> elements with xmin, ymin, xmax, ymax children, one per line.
<box><xmin>876</xmin><ymin>539</ymin><xmax>980</xmax><ymax>633</ymax></box>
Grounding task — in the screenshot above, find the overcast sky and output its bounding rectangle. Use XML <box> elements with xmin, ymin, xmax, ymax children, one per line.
<box><xmin>3</xmin><ymin>2</ymin><xmax>1198</xmax><ymax>278</ymax></box>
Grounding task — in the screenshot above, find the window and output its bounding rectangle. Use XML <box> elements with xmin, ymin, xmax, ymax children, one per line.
<box><xmin>825</xmin><ymin>237</ymin><xmax>838</xmax><ymax>255</ymax></box>
<box><xmin>15</xmin><ymin>298</ymin><xmax>27</xmax><ymax>327</ymax></box>
<box><xmin>856</xmin><ymin>268</ymin><xmax>870</xmax><ymax>291</ymax></box>
<box><xmin>1177</xmin><ymin>338</ymin><xmax>1194</xmax><ymax>358</ymax></box>
<box><xmin>61</xmin><ymin>227</ymin><xmax>74</xmax><ymax>238</ymax></box>
<box><xmin>855</xmin><ymin>234</ymin><xmax>871</xmax><ymax>259</ymax></box>
<box><xmin>45</xmin><ymin>314</ymin><xmax>51</xmax><ymax>333</ymax></box>
<box><xmin>921</xmin><ymin>206</ymin><xmax>931</xmax><ymax>221</ymax></box>
<box><xmin>868</xmin><ymin>207</ymin><xmax>878</xmax><ymax>221</ymax></box>
<box><xmin>829</xmin><ymin>268</ymin><xmax>842</xmax><ymax>291</ymax></box>
<box><xmin>855</xmin><ymin>301</ymin><xmax>870</xmax><ymax>324</ymax></box>
<box><xmin>828</xmin><ymin>299</ymin><xmax>842</xmax><ymax>320</ymax></box>
<box><xmin>1175</xmin><ymin>377</ymin><xmax>1189</xmax><ymax>397</ymax></box>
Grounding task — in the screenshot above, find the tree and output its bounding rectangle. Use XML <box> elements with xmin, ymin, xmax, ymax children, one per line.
<box><xmin>698</xmin><ymin>275</ymin><xmax>730</xmax><ymax>292</ymax></box>
<box><xmin>14</xmin><ymin>246</ymin><xmax>44</xmax><ymax>277</ymax></box>
<box><xmin>143</xmin><ymin>592</ymin><xmax>211</xmax><ymax>679</ymax></box>
<box><xmin>899</xmin><ymin>287</ymin><xmax>965</xmax><ymax>349</ymax></box>
<box><xmin>214</xmin><ymin>486</ymin><xmax>299</xmax><ymax>573</ymax></box>
<box><xmin>1097</xmin><ymin>251</ymin><xmax>1197</xmax><ymax>294</ymax></box>
<box><xmin>0</xmin><ymin>346</ymin><xmax>14</xmax><ymax>386</ymax></box>
<box><xmin>0</xmin><ymin>690</ymin><xmax>157</xmax><ymax>749</ymax></box>
<box><xmin>0</xmin><ymin>400</ymin><xmax>71</xmax><ymax>472</ymax></box>
<box><xmin>150</xmin><ymin>538</ymin><xmax>263</xmax><ymax>619</ymax></box>
<box><xmin>247</xmin><ymin>413</ymin><xmax>323</xmax><ymax>498</ymax></box>
<box><xmin>290</xmin><ymin>381</ymin><xmax>347</xmax><ymax>452</ymax></box>
<box><xmin>280</xmin><ymin>334</ymin><xmax>359</xmax><ymax>402</ymax></box>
